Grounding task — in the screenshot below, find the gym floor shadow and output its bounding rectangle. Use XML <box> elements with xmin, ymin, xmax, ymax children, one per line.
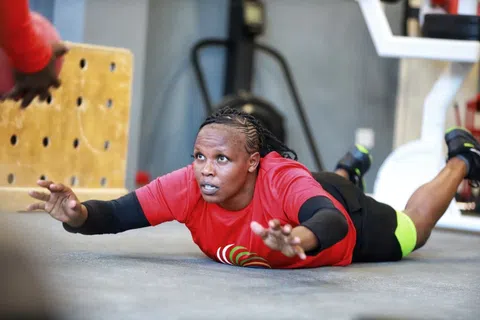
<box><xmin>1</xmin><ymin>212</ymin><xmax>478</xmax><ymax>320</ymax></box>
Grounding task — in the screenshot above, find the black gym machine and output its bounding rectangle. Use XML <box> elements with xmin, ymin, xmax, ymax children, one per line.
<box><xmin>191</xmin><ymin>0</ymin><xmax>325</xmax><ymax>171</ymax></box>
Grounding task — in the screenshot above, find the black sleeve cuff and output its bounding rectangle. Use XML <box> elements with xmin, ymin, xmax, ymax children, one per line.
<box><xmin>63</xmin><ymin>192</ymin><xmax>149</xmax><ymax>235</ymax></box>
<box><xmin>62</xmin><ymin>201</ymin><xmax>114</xmax><ymax>235</ymax></box>
<box><xmin>298</xmin><ymin>196</ymin><xmax>349</xmax><ymax>256</ymax></box>
<box><xmin>300</xmin><ymin>208</ymin><xmax>348</xmax><ymax>256</ymax></box>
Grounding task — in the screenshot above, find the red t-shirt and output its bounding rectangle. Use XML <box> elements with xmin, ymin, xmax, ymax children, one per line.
<box><xmin>136</xmin><ymin>152</ymin><xmax>357</xmax><ymax>269</ymax></box>
<box><xmin>0</xmin><ymin>0</ymin><xmax>52</xmax><ymax>73</ymax></box>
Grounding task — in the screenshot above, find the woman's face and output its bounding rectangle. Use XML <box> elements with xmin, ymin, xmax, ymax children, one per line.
<box><xmin>192</xmin><ymin>123</ymin><xmax>260</xmax><ymax>210</ymax></box>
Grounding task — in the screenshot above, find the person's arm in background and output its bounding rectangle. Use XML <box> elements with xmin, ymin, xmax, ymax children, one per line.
<box><xmin>0</xmin><ymin>0</ymin><xmax>52</xmax><ymax>73</ymax></box>
<box><xmin>0</xmin><ymin>0</ymin><xmax>67</xmax><ymax>108</ymax></box>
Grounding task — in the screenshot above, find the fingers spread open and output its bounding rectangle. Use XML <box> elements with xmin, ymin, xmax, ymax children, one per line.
<box><xmin>28</xmin><ymin>190</ymin><xmax>50</xmax><ymax>201</ymax></box>
<box><xmin>268</xmin><ymin>219</ymin><xmax>281</xmax><ymax>230</ymax></box>
<box><xmin>250</xmin><ymin>221</ymin><xmax>269</xmax><ymax>240</ymax></box>
<box><xmin>282</xmin><ymin>224</ymin><xmax>292</xmax><ymax>236</ymax></box>
<box><xmin>38</xmin><ymin>91</ymin><xmax>49</xmax><ymax>102</ymax></box>
<box><xmin>49</xmin><ymin>183</ymin><xmax>68</xmax><ymax>192</ymax></box>
<box><xmin>294</xmin><ymin>246</ymin><xmax>307</xmax><ymax>260</ymax></box>
<box><xmin>20</xmin><ymin>90</ymin><xmax>37</xmax><ymax>108</ymax></box>
<box><xmin>27</xmin><ymin>202</ymin><xmax>45</xmax><ymax>212</ymax></box>
<box><xmin>37</xmin><ymin>179</ymin><xmax>54</xmax><ymax>188</ymax></box>
<box><xmin>268</xmin><ymin>220</ymin><xmax>284</xmax><ymax>240</ymax></box>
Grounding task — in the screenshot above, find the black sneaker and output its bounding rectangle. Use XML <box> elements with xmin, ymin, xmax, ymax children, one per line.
<box><xmin>445</xmin><ymin>127</ymin><xmax>480</xmax><ymax>181</ymax></box>
<box><xmin>335</xmin><ymin>144</ymin><xmax>372</xmax><ymax>191</ymax></box>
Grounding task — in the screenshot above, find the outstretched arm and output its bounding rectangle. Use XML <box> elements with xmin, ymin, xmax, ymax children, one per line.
<box><xmin>251</xmin><ymin>166</ymin><xmax>350</xmax><ymax>259</ymax></box>
<box><xmin>28</xmin><ymin>166</ymin><xmax>196</xmax><ymax>234</ymax></box>
<box><xmin>63</xmin><ymin>192</ymin><xmax>150</xmax><ymax>235</ymax></box>
<box><xmin>251</xmin><ymin>198</ymin><xmax>348</xmax><ymax>259</ymax></box>
<box><xmin>27</xmin><ymin>181</ymin><xmax>151</xmax><ymax>235</ymax></box>
<box><xmin>295</xmin><ymin>204</ymin><xmax>348</xmax><ymax>256</ymax></box>
<box><xmin>0</xmin><ymin>0</ymin><xmax>52</xmax><ymax>73</ymax></box>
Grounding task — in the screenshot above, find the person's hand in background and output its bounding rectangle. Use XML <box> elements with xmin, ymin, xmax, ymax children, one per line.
<box><xmin>0</xmin><ymin>42</ymin><xmax>68</xmax><ymax>108</ymax></box>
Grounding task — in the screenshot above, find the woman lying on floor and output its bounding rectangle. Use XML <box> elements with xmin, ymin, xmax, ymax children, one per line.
<box><xmin>27</xmin><ymin>107</ymin><xmax>480</xmax><ymax>268</ymax></box>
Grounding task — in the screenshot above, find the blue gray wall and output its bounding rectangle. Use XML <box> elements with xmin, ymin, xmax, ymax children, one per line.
<box><xmin>29</xmin><ymin>0</ymin><xmax>403</xmax><ymax>193</ymax></box>
<box><xmin>139</xmin><ymin>0</ymin><xmax>404</xmax><ymax>192</ymax></box>
<box><xmin>29</xmin><ymin>0</ymin><xmax>55</xmax><ymax>21</ymax></box>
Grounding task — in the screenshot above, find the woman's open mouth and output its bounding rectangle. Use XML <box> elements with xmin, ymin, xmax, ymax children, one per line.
<box><xmin>200</xmin><ymin>183</ymin><xmax>219</xmax><ymax>195</ymax></box>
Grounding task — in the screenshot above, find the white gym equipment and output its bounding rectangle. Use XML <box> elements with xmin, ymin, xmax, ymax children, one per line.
<box><xmin>357</xmin><ymin>0</ymin><xmax>480</xmax><ymax>232</ymax></box>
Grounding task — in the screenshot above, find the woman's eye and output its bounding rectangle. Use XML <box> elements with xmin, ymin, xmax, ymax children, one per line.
<box><xmin>196</xmin><ymin>154</ymin><xmax>205</xmax><ymax>160</ymax></box>
<box><xmin>218</xmin><ymin>155</ymin><xmax>228</xmax><ymax>163</ymax></box>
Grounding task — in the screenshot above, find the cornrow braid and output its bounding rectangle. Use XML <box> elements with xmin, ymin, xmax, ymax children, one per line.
<box><xmin>199</xmin><ymin>106</ymin><xmax>298</xmax><ymax>160</ymax></box>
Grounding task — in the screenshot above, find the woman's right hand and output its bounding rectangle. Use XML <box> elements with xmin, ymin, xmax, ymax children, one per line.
<box><xmin>27</xmin><ymin>180</ymin><xmax>87</xmax><ymax>227</ymax></box>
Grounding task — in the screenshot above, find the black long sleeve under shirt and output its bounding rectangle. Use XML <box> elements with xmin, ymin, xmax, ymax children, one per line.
<box><xmin>63</xmin><ymin>192</ymin><xmax>149</xmax><ymax>235</ymax></box>
<box><xmin>64</xmin><ymin>193</ymin><xmax>348</xmax><ymax>256</ymax></box>
<box><xmin>297</xmin><ymin>196</ymin><xmax>348</xmax><ymax>255</ymax></box>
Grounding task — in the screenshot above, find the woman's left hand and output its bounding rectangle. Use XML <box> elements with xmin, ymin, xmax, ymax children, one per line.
<box><xmin>250</xmin><ymin>219</ymin><xmax>306</xmax><ymax>260</ymax></box>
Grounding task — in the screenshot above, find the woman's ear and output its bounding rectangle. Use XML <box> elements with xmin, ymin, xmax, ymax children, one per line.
<box><xmin>248</xmin><ymin>152</ymin><xmax>261</xmax><ymax>172</ymax></box>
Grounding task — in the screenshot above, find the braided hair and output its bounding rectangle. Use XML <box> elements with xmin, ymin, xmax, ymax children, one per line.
<box><xmin>199</xmin><ymin>106</ymin><xmax>298</xmax><ymax>160</ymax></box>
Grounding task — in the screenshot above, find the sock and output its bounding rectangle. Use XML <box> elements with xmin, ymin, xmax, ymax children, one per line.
<box><xmin>456</xmin><ymin>155</ymin><xmax>470</xmax><ymax>176</ymax></box>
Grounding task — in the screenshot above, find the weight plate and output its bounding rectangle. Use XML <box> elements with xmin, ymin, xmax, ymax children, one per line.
<box><xmin>422</xmin><ymin>14</ymin><xmax>480</xmax><ymax>40</ymax></box>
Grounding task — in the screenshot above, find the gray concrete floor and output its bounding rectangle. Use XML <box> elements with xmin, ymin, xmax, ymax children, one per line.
<box><xmin>1</xmin><ymin>212</ymin><xmax>479</xmax><ymax>320</ymax></box>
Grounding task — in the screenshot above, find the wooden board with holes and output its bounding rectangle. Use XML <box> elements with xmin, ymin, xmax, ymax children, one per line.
<box><xmin>0</xmin><ymin>42</ymin><xmax>133</xmax><ymax>212</ymax></box>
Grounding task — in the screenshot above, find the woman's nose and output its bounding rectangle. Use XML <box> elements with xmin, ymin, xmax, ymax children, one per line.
<box><xmin>201</xmin><ymin>160</ymin><xmax>214</xmax><ymax>176</ymax></box>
